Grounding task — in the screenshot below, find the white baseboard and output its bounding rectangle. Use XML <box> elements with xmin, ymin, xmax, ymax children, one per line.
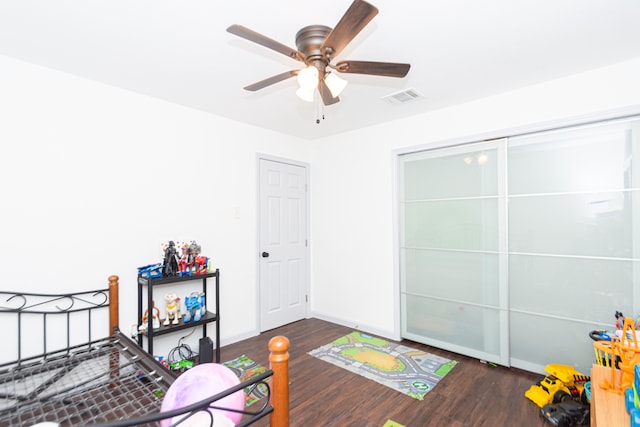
<box><xmin>220</xmin><ymin>315</ymin><xmax>402</xmax><ymax>348</ymax></box>
<box><xmin>220</xmin><ymin>328</ymin><xmax>260</xmax><ymax>347</ymax></box>
<box><xmin>309</xmin><ymin>312</ymin><xmax>400</xmax><ymax>341</ymax></box>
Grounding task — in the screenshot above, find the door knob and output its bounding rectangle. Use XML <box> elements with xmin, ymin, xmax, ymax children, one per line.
<box><xmin>262</xmin><ymin>252</ymin><xmax>269</xmax><ymax>258</ymax></box>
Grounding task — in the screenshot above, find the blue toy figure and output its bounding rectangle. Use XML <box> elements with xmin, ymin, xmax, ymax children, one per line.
<box><xmin>198</xmin><ymin>292</ymin><xmax>206</xmax><ymax>317</ymax></box>
<box><xmin>625</xmin><ymin>364</ymin><xmax>640</xmax><ymax>426</ymax></box>
<box><xmin>183</xmin><ymin>292</ymin><xmax>205</xmax><ymax>323</ymax></box>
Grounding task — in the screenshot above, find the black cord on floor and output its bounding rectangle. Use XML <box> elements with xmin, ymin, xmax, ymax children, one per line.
<box><xmin>167</xmin><ymin>329</ymin><xmax>197</xmax><ymax>364</ymax></box>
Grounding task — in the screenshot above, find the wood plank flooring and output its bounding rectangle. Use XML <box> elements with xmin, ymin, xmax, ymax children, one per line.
<box><xmin>220</xmin><ymin>318</ymin><xmax>552</xmax><ymax>427</ymax></box>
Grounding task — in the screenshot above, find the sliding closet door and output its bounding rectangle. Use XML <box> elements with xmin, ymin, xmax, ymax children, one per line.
<box><xmin>399</xmin><ymin>140</ymin><xmax>509</xmax><ymax>365</ymax></box>
<box><xmin>399</xmin><ymin>116</ymin><xmax>640</xmax><ymax>373</ymax></box>
<box><xmin>508</xmin><ymin>118</ymin><xmax>640</xmax><ymax>373</ymax></box>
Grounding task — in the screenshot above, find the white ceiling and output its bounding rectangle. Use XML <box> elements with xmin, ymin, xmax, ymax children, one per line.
<box><xmin>1</xmin><ymin>0</ymin><xmax>639</xmax><ymax>140</ymax></box>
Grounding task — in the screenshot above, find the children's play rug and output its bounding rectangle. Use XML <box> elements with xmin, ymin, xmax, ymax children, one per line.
<box><xmin>309</xmin><ymin>331</ymin><xmax>457</xmax><ymax>400</ymax></box>
<box><xmin>223</xmin><ymin>354</ymin><xmax>268</xmax><ymax>406</ymax></box>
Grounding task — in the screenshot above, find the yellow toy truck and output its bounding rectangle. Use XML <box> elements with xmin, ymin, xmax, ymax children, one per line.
<box><xmin>525</xmin><ymin>364</ymin><xmax>590</xmax><ymax>407</ymax></box>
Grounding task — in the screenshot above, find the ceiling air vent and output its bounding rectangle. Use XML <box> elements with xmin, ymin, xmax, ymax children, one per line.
<box><xmin>382</xmin><ymin>88</ymin><xmax>424</xmax><ymax>104</ymax></box>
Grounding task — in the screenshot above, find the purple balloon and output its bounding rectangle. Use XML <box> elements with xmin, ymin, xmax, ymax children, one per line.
<box><xmin>160</xmin><ymin>363</ymin><xmax>244</xmax><ymax>426</ymax></box>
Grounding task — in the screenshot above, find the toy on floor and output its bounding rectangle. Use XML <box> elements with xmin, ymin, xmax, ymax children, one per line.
<box><xmin>540</xmin><ymin>394</ymin><xmax>590</xmax><ymax>427</ymax></box>
<box><xmin>163</xmin><ymin>293</ymin><xmax>181</xmax><ymax>326</ymax></box>
<box><xmin>525</xmin><ymin>364</ymin><xmax>590</xmax><ymax>408</ymax></box>
<box><xmin>583</xmin><ymin>381</ymin><xmax>591</xmax><ymax>404</ymax></box>
<box><xmin>160</xmin><ymin>363</ymin><xmax>244</xmax><ymax>427</ymax></box>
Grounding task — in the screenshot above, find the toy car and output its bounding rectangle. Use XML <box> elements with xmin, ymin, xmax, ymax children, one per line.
<box><xmin>589</xmin><ymin>329</ymin><xmax>614</xmax><ymax>341</ymax></box>
<box><xmin>137</xmin><ymin>263</ymin><xmax>163</xmax><ymax>279</ymax></box>
<box><xmin>170</xmin><ymin>359</ymin><xmax>195</xmax><ymax>371</ymax></box>
<box><xmin>525</xmin><ymin>364</ymin><xmax>590</xmax><ymax>408</ymax></box>
<box><xmin>540</xmin><ymin>397</ymin><xmax>590</xmax><ymax>426</ymax></box>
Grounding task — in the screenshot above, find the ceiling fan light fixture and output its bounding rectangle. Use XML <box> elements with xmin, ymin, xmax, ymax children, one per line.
<box><xmin>228</xmin><ymin>0</ymin><xmax>411</xmax><ymax>108</ymax></box>
<box><xmin>296</xmin><ymin>86</ymin><xmax>315</xmax><ymax>102</ymax></box>
<box><xmin>324</xmin><ymin>72</ymin><xmax>348</xmax><ymax>98</ymax></box>
<box><xmin>297</xmin><ymin>65</ymin><xmax>319</xmax><ymax>90</ymax></box>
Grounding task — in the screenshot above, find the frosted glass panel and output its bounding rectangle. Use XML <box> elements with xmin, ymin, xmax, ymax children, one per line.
<box><xmin>399</xmin><ymin>139</ymin><xmax>505</xmax><ymax>364</ymax></box>
<box><xmin>509</xmin><ymin>123</ymin><xmax>634</xmax><ymax>194</ymax></box>
<box><xmin>509</xmin><ymin>254</ymin><xmax>636</xmax><ymax>323</ymax></box>
<box><xmin>510</xmin><ymin>311</ymin><xmax>598</xmax><ymax>374</ymax></box>
<box><xmin>403</xmin><ymin>199</ymin><xmax>498</xmax><ymax>250</ymax></box>
<box><xmin>509</xmin><ymin>191</ymin><xmax>635</xmax><ymax>258</ymax></box>
<box><xmin>402</xmin><ymin>248</ymin><xmax>499</xmax><ymax>306</ymax></box>
<box><xmin>507</xmin><ymin>117</ymin><xmax>640</xmax><ymax>372</ymax></box>
<box><xmin>403</xmin><ymin>146</ymin><xmax>498</xmax><ymax>200</ymax></box>
<box><xmin>404</xmin><ymin>294</ymin><xmax>500</xmax><ymax>354</ymax></box>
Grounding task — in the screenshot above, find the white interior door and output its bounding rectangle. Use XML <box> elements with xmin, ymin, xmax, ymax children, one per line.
<box><xmin>259</xmin><ymin>158</ymin><xmax>308</xmax><ymax>331</ymax></box>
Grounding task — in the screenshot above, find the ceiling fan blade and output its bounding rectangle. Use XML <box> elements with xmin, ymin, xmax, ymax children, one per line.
<box><xmin>227</xmin><ymin>24</ymin><xmax>304</xmax><ymax>62</ymax></box>
<box><xmin>334</xmin><ymin>60</ymin><xmax>410</xmax><ymax>77</ymax></box>
<box><xmin>318</xmin><ymin>80</ymin><xmax>340</xmax><ymax>105</ymax></box>
<box><xmin>320</xmin><ymin>0</ymin><xmax>378</xmax><ymax>59</ymax></box>
<box><xmin>244</xmin><ymin>70</ymin><xmax>299</xmax><ymax>91</ymax></box>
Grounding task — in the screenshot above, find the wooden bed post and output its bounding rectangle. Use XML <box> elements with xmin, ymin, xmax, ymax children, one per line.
<box><xmin>108</xmin><ymin>275</ymin><xmax>121</xmax><ymax>389</ymax></box>
<box><xmin>108</xmin><ymin>275</ymin><xmax>119</xmax><ymax>335</ymax></box>
<box><xmin>269</xmin><ymin>335</ymin><xmax>290</xmax><ymax>427</ymax></box>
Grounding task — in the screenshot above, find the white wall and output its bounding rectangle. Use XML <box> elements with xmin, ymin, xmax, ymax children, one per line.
<box><xmin>3</xmin><ymin>52</ymin><xmax>640</xmax><ymax>358</ymax></box>
<box><xmin>0</xmin><ymin>55</ymin><xmax>310</xmax><ymax>358</ymax></box>
<box><xmin>309</xmin><ymin>57</ymin><xmax>640</xmax><ymax>340</ymax></box>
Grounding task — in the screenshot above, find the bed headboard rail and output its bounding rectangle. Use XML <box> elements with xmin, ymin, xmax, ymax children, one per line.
<box><xmin>0</xmin><ymin>275</ymin><xmax>119</xmax><ymax>366</ymax></box>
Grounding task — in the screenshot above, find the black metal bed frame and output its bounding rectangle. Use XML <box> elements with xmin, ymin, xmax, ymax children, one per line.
<box><xmin>1</xmin><ymin>288</ymin><xmax>111</xmax><ymax>365</ymax></box>
<box><xmin>0</xmin><ymin>287</ymin><xmax>275</xmax><ymax>426</ymax></box>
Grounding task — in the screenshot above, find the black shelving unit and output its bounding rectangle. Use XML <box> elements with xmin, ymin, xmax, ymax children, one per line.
<box><xmin>137</xmin><ymin>269</ymin><xmax>220</xmax><ymax>362</ymax></box>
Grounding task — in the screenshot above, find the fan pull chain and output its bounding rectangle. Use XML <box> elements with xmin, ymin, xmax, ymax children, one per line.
<box><xmin>315</xmin><ymin>94</ymin><xmax>325</xmax><ymax>124</ymax></box>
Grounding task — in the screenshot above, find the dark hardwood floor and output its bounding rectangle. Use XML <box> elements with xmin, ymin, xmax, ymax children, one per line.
<box><xmin>220</xmin><ymin>318</ymin><xmax>550</xmax><ymax>427</ymax></box>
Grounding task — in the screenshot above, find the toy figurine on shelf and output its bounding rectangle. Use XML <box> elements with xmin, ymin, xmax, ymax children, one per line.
<box><xmin>178</xmin><ymin>257</ymin><xmax>193</xmax><ymax>277</ymax></box>
<box><xmin>177</xmin><ymin>240</ymin><xmax>208</xmax><ymax>276</ymax></box>
<box><xmin>616</xmin><ymin>311</ymin><xmax>625</xmax><ymax>330</ymax></box>
<box><xmin>160</xmin><ymin>239</ymin><xmax>212</xmax><ymax>277</ymax></box>
<box><xmin>163</xmin><ymin>293</ymin><xmax>182</xmax><ymax>326</ymax></box>
<box><xmin>189</xmin><ymin>241</ymin><xmax>201</xmax><ymax>260</ymax></box>
<box><xmin>137</xmin><ymin>263</ymin><xmax>163</xmax><ymax>279</ymax></box>
<box><xmin>178</xmin><ymin>242</ymin><xmax>195</xmax><ymax>277</ymax></box>
<box><xmin>195</xmin><ymin>255</ymin><xmax>209</xmax><ymax>275</ymax></box>
<box><xmin>183</xmin><ymin>291</ymin><xmax>205</xmax><ymax>323</ymax></box>
<box><xmin>139</xmin><ymin>300</ymin><xmax>161</xmax><ymax>333</ymax></box>
<box><xmin>198</xmin><ymin>292</ymin><xmax>206</xmax><ymax>317</ymax></box>
<box><xmin>162</xmin><ymin>241</ymin><xmax>180</xmax><ymax>277</ymax></box>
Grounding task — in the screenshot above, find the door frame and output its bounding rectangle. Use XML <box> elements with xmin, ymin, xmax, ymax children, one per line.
<box><xmin>255</xmin><ymin>153</ymin><xmax>310</xmax><ymax>332</ymax></box>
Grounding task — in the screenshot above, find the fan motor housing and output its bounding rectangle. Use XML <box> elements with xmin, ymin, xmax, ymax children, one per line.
<box><xmin>295</xmin><ymin>25</ymin><xmax>332</xmax><ymax>62</ymax></box>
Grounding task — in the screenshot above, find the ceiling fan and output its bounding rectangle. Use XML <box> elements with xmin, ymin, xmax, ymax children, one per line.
<box><xmin>227</xmin><ymin>0</ymin><xmax>410</xmax><ymax>106</ymax></box>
